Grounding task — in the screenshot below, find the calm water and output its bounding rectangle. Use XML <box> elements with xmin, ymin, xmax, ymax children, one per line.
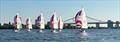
<box><xmin>0</xmin><ymin>29</ymin><xmax>120</xmax><ymax>42</ymax></box>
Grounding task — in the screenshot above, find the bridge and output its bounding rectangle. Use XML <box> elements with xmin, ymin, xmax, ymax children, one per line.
<box><xmin>63</xmin><ymin>16</ymin><xmax>120</xmax><ymax>28</ymax></box>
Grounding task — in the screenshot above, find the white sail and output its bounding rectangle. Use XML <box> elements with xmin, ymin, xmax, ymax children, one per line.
<box><xmin>13</xmin><ymin>13</ymin><xmax>21</xmax><ymax>32</ymax></box>
<box><xmin>13</xmin><ymin>13</ymin><xmax>21</xmax><ymax>29</ymax></box>
<box><xmin>58</xmin><ymin>16</ymin><xmax>64</xmax><ymax>31</ymax></box>
<box><xmin>75</xmin><ymin>8</ymin><xmax>88</xmax><ymax>29</ymax></box>
<box><xmin>26</xmin><ymin>17</ymin><xmax>32</xmax><ymax>31</ymax></box>
<box><xmin>50</xmin><ymin>11</ymin><xmax>58</xmax><ymax>32</ymax></box>
<box><xmin>36</xmin><ymin>13</ymin><xmax>45</xmax><ymax>32</ymax></box>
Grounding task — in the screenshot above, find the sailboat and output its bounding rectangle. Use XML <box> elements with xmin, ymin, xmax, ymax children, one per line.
<box><xmin>50</xmin><ymin>11</ymin><xmax>58</xmax><ymax>33</ymax></box>
<box><xmin>75</xmin><ymin>8</ymin><xmax>88</xmax><ymax>29</ymax></box>
<box><xmin>75</xmin><ymin>8</ymin><xmax>88</xmax><ymax>36</ymax></box>
<box><xmin>58</xmin><ymin>16</ymin><xmax>64</xmax><ymax>32</ymax></box>
<box><xmin>26</xmin><ymin>17</ymin><xmax>32</xmax><ymax>31</ymax></box>
<box><xmin>36</xmin><ymin>13</ymin><xmax>45</xmax><ymax>32</ymax></box>
<box><xmin>13</xmin><ymin>13</ymin><xmax>21</xmax><ymax>32</ymax></box>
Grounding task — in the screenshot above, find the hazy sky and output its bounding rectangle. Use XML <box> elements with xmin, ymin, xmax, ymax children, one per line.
<box><xmin>0</xmin><ymin>0</ymin><xmax>120</xmax><ymax>24</ymax></box>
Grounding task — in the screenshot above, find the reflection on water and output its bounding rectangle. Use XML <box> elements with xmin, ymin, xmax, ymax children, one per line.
<box><xmin>80</xmin><ymin>31</ymin><xmax>88</xmax><ymax>38</ymax></box>
<box><xmin>0</xmin><ymin>29</ymin><xmax>120</xmax><ymax>42</ymax></box>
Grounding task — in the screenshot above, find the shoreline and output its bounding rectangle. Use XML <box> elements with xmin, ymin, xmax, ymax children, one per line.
<box><xmin>0</xmin><ymin>23</ymin><xmax>120</xmax><ymax>29</ymax></box>
<box><xmin>0</xmin><ymin>27</ymin><xmax>120</xmax><ymax>29</ymax></box>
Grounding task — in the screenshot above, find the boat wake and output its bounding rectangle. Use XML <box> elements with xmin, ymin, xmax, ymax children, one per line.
<box><xmin>80</xmin><ymin>30</ymin><xmax>88</xmax><ymax>38</ymax></box>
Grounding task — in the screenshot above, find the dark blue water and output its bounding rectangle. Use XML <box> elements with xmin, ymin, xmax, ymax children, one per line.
<box><xmin>0</xmin><ymin>29</ymin><xmax>120</xmax><ymax>42</ymax></box>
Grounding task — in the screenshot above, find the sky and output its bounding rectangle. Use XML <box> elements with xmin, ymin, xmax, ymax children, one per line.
<box><xmin>0</xmin><ymin>0</ymin><xmax>120</xmax><ymax>24</ymax></box>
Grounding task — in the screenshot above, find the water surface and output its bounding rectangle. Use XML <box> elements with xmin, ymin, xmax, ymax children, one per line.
<box><xmin>0</xmin><ymin>29</ymin><xmax>120</xmax><ymax>42</ymax></box>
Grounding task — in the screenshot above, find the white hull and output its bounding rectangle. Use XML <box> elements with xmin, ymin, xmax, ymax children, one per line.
<box><xmin>51</xmin><ymin>30</ymin><xmax>58</xmax><ymax>33</ymax></box>
<box><xmin>39</xmin><ymin>29</ymin><xmax>43</xmax><ymax>32</ymax></box>
<box><xmin>14</xmin><ymin>30</ymin><xmax>19</xmax><ymax>32</ymax></box>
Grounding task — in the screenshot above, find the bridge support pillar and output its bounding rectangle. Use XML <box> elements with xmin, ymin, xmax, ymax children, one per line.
<box><xmin>115</xmin><ymin>21</ymin><xmax>120</xmax><ymax>28</ymax></box>
<box><xmin>107</xmin><ymin>20</ymin><xmax>113</xmax><ymax>28</ymax></box>
<box><xmin>96</xmin><ymin>23</ymin><xmax>100</xmax><ymax>28</ymax></box>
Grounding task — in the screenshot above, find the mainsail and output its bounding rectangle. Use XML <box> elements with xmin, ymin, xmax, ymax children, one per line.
<box><xmin>75</xmin><ymin>8</ymin><xmax>88</xmax><ymax>29</ymax></box>
<box><xmin>36</xmin><ymin>13</ymin><xmax>45</xmax><ymax>30</ymax></box>
<box><xmin>13</xmin><ymin>13</ymin><xmax>21</xmax><ymax>30</ymax></box>
<box><xmin>58</xmin><ymin>16</ymin><xmax>64</xmax><ymax>31</ymax></box>
<box><xmin>50</xmin><ymin>11</ymin><xmax>58</xmax><ymax>30</ymax></box>
<box><xmin>26</xmin><ymin>17</ymin><xmax>32</xmax><ymax>30</ymax></box>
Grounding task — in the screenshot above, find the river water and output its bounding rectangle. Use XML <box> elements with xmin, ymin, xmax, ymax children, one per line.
<box><xmin>0</xmin><ymin>29</ymin><xmax>120</xmax><ymax>42</ymax></box>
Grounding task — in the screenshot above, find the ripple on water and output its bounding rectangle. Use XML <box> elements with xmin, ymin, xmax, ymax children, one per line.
<box><xmin>0</xmin><ymin>29</ymin><xmax>120</xmax><ymax>42</ymax></box>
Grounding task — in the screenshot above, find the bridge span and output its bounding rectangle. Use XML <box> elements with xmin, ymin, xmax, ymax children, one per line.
<box><xmin>64</xmin><ymin>16</ymin><xmax>120</xmax><ymax>28</ymax></box>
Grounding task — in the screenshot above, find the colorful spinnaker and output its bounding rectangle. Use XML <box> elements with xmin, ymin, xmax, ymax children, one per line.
<box><xmin>75</xmin><ymin>8</ymin><xmax>88</xmax><ymax>29</ymax></box>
